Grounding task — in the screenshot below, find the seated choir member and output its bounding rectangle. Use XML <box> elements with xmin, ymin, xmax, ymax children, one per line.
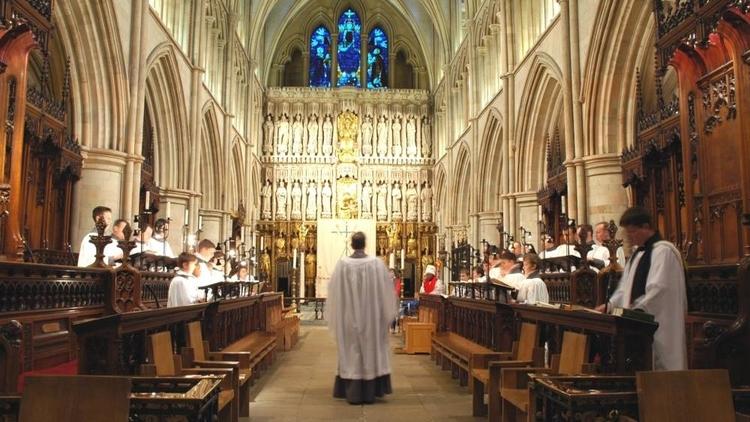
<box><xmin>148</xmin><ymin>218</ymin><xmax>176</xmax><ymax>258</ymax></box>
<box><xmin>587</xmin><ymin>221</ymin><xmax>626</xmax><ymax>270</ymax></box>
<box><xmin>77</xmin><ymin>206</ymin><xmax>122</xmax><ymax>267</ymax></box>
<box><xmin>497</xmin><ymin>250</ymin><xmax>525</xmax><ymax>290</ymax></box>
<box><xmin>111</xmin><ymin>219</ymin><xmax>128</xmax><ymax>242</ymax></box>
<box><xmin>131</xmin><ymin>224</ymin><xmax>156</xmax><ymax>255</ymax></box>
<box><xmin>230</xmin><ymin>261</ymin><xmax>255</xmax><ymax>283</ymax></box>
<box><xmin>458</xmin><ymin>268</ymin><xmax>471</xmax><ymax>282</ymax></box>
<box><xmin>552</xmin><ymin>226</ymin><xmax>581</xmax><ymax>258</ymax></box>
<box><xmin>515</xmin><ymin>253</ymin><xmax>550</xmax><ymax>305</ymax></box>
<box><xmin>195</xmin><ymin>239</ymin><xmax>223</xmax><ymax>287</ymax></box>
<box><xmin>418</xmin><ymin>264</ymin><xmax>444</xmax><ymax>296</ymax></box>
<box><xmin>537</xmin><ymin>235</ymin><xmax>557</xmax><ymax>258</ymax></box>
<box><xmin>511</xmin><ymin>241</ymin><xmax>525</xmax><ymax>262</ymax></box>
<box><xmin>167</xmin><ymin>253</ymin><xmax>201</xmax><ymax>307</ymax></box>
<box><xmin>472</xmin><ymin>265</ymin><xmax>486</xmax><ymax>283</ymax></box>
<box><xmin>486</xmin><ymin>246</ymin><xmax>503</xmax><ymax>281</ymax></box>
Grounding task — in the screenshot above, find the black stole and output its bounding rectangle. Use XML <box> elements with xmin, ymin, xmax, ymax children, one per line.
<box><xmin>628</xmin><ymin>232</ymin><xmax>661</xmax><ymax>304</ymax></box>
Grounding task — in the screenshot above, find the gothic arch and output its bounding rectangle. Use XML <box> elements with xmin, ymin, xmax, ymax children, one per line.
<box><xmin>54</xmin><ymin>1</ymin><xmax>128</xmax><ymax>151</ymax></box>
<box><xmin>478</xmin><ymin>110</ymin><xmax>503</xmax><ymax>211</ymax></box>
<box><xmin>452</xmin><ymin>142</ymin><xmax>472</xmax><ymax>225</ymax></box>
<box><xmin>433</xmin><ymin>162</ymin><xmax>448</xmax><ymax>228</ymax></box>
<box><xmin>199</xmin><ymin>105</ymin><xmax>223</xmax><ymax>210</ymax></box>
<box><xmin>515</xmin><ymin>54</ymin><xmax>565</xmax><ymax>192</ymax></box>
<box><xmin>144</xmin><ymin>44</ymin><xmax>190</xmax><ymax>190</ymax></box>
<box><xmin>226</xmin><ymin>139</ymin><xmax>245</xmax><ymax>213</ymax></box>
<box><xmin>582</xmin><ymin>0</ymin><xmax>653</xmax><ymax>155</ymax></box>
<box><xmin>363</xmin><ymin>12</ymin><xmax>396</xmax><ymax>36</ymax></box>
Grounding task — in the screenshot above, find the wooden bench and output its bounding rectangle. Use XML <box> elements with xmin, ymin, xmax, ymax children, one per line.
<box><xmin>142</xmin><ymin>331</ymin><xmax>240</xmax><ymax>422</ymax></box>
<box><xmin>276</xmin><ymin>310</ymin><xmax>300</xmax><ymax>351</ymax></box>
<box><xmin>182</xmin><ymin>321</ymin><xmax>252</xmax><ymax>418</ymax></box>
<box><xmin>222</xmin><ymin>331</ymin><xmax>277</xmax><ymax>381</ymax></box>
<box><xmin>471</xmin><ymin>322</ymin><xmax>543</xmax><ymax>419</ymax></box>
<box><xmin>431</xmin><ymin>332</ymin><xmax>506</xmax><ymax>390</ymax></box>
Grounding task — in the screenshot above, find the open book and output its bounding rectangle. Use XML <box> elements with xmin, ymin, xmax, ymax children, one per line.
<box><xmin>611</xmin><ymin>307</ymin><xmax>655</xmax><ymax>323</ymax></box>
<box><xmin>488</xmin><ymin>278</ymin><xmax>517</xmax><ymax>290</ymax></box>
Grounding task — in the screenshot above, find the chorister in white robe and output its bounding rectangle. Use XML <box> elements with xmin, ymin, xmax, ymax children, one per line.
<box><xmin>587</xmin><ymin>244</ymin><xmax>626</xmax><ymax>271</ymax></box>
<box><xmin>327</xmin><ymin>255</ymin><xmax>396</xmax><ymax>382</ymax></box>
<box><xmin>167</xmin><ymin>270</ymin><xmax>200</xmax><ymax>307</ymax></box>
<box><xmin>147</xmin><ymin>237</ymin><xmax>175</xmax><ymax>258</ymax></box>
<box><xmin>77</xmin><ymin>232</ymin><xmax>120</xmax><ymax>267</ymax></box>
<box><xmin>516</xmin><ymin>275</ymin><xmax>550</xmax><ymax>305</ymax></box>
<box><xmin>501</xmin><ymin>272</ymin><xmax>526</xmax><ymax>290</ymax></box>
<box><xmin>608</xmin><ymin>241</ymin><xmax>687</xmax><ymax>370</ymax></box>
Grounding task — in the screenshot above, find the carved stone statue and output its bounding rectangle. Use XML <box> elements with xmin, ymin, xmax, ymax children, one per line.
<box><xmin>276</xmin><ymin>180</ymin><xmax>288</xmax><ymax>219</ymax></box>
<box><xmin>406</xmin><ymin>116</ymin><xmax>417</xmax><ymax>157</ymax></box>
<box><xmin>376</xmin><ymin>182</ymin><xmax>388</xmax><ymax>220</ymax></box>
<box><xmin>291</xmin><ymin>180</ymin><xmax>302</xmax><ymax>218</ymax></box>
<box><xmin>421</xmin><ymin>247</ymin><xmax>434</xmax><ymax>271</ymax></box>
<box><xmin>386</xmin><ymin>223</ymin><xmax>401</xmax><ymax>251</ymax></box>
<box><xmin>276</xmin><ymin>114</ymin><xmax>290</xmax><ymax>155</ymax></box>
<box><xmin>261</xmin><ymin>179</ymin><xmax>272</xmax><ymax>220</ymax></box>
<box><xmin>392</xmin><ymin>115</ymin><xmax>402</xmax><ymax>157</ymax></box>
<box><xmin>292</xmin><ymin>114</ymin><xmax>304</xmax><ymax>155</ymax></box>
<box><xmin>361</xmin><ymin>115</ymin><xmax>373</xmax><ymax>156</ymax></box>
<box><xmin>306</xmin><ymin>181</ymin><xmax>317</xmax><ymax>219</ymax></box>
<box><xmin>321</xmin><ymin>180</ymin><xmax>333</xmax><ymax>217</ymax></box>
<box><xmin>421</xmin><ymin>116</ymin><xmax>432</xmax><ymax>158</ymax></box>
<box><xmin>307</xmin><ymin>114</ymin><xmax>319</xmax><ymax>156</ymax></box>
<box><xmin>260</xmin><ymin>248</ymin><xmax>271</xmax><ymax>275</ymax></box>
<box><xmin>406</xmin><ymin>181</ymin><xmax>418</xmax><ymax>221</ymax></box>
<box><xmin>305</xmin><ymin>249</ymin><xmax>316</xmax><ymax>283</ymax></box>
<box><xmin>377</xmin><ymin>115</ymin><xmax>388</xmax><ymax>157</ymax></box>
<box><xmin>262</xmin><ymin>114</ymin><xmax>274</xmax><ymax>155</ymax></box>
<box><xmin>421</xmin><ymin>182</ymin><xmax>433</xmax><ymax>222</ymax></box>
<box><xmin>322</xmin><ymin>114</ymin><xmax>333</xmax><ymax>156</ymax></box>
<box><xmin>361</xmin><ymin>181</ymin><xmax>373</xmax><ymax>215</ymax></box>
<box><xmin>406</xmin><ymin>231</ymin><xmax>417</xmax><ymax>258</ymax></box>
<box><xmin>391</xmin><ymin>181</ymin><xmax>402</xmax><ymax>218</ymax></box>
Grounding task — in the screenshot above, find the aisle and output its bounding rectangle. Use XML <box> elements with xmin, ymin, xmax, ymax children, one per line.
<box><xmin>246</xmin><ymin>325</ymin><xmax>484</xmax><ymax>421</ymax></box>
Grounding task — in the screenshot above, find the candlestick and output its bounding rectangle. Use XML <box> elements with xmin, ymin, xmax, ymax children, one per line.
<box><xmin>293</xmin><ymin>248</ymin><xmax>298</xmax><ymax>269</ymax></box>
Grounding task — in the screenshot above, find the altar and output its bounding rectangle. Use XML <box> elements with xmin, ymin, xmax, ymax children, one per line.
<box><xmin>315</xmin><ymin>219</ymin><xmax>377</xmax><ymax>298</ymax></box>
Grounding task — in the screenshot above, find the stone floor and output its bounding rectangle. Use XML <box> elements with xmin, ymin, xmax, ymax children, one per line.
<box><xmin>245</xmin><ymin>325</ymin><xmax>485</xmax><ymax>421</ymax></box>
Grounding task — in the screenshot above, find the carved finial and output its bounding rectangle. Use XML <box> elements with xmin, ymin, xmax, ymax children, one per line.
<box><xmin>89</xmin><ymin>215</ymin><xmax>111</xmax><ymax>268</ymax></box>
<box><xmin>602</xmin><ymin>220</ymin><xmax>624</xmax><ymax>268</ymax></box>
<box><xmin>117</xmin><ymin>223</ymin><xmax>137</xmax><ymax>268</ymax></box>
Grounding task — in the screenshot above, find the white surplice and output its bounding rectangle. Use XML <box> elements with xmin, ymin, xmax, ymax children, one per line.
<box><xmin>587</xmin><ymin>244</ymin><xmax>626</xmax><ymax>271</ymax></box>
<box><xmin>77</xmin><ymin>231</ymin><xmax>120</xmax><ymax>267</ymax></box>
<box><xmin>502</xmin><ymin>272</ymin><xmax>525</xmax><ymax>290</ymax></box>
<box><xmin>608</xmin><ymin>241</ymin><xmax>687</xmax><ymax>370</ymax></box>
<box><xmin>167</xmin><ymin>270</ymin><xmax>200</xmax><ymax>307</ymax></box>
<box><xmin>516</xmin><ymin>276</ymin><xmax>550</xmax><ymax>305</ymax></box>
<box><xmin>327</xmin><ymin>255</ymin><xmax>396</xmax><ymax>381</ymax></box>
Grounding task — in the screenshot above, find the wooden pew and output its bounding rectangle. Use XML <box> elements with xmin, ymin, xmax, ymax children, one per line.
<box><xmin>500</xmin><ymin>331</ymin><xmax>590</xmax><ymax>422</ymax></box>
<box><xmin>142</xmin><ymin>331</ymin><xmax>239</xmax><ymax>422</ymax></box>
<box><xmin>470</xmin><ymin>322</ymin><xmax>543</xmax><ymax>419</ymax></box>
<box><xmin>18</xmin><ymin>375</ymin><xmax>130</xmax><ymax>422</ymax></box>
<box><xmin>182</xmin><ymin>320</ymin><xmax>252</xmax><ymax>417</ymax></box>
<box><xmin>401</xmin><ymin>302</ymin><xmax>437</xmax><ymax>354</ymax></box>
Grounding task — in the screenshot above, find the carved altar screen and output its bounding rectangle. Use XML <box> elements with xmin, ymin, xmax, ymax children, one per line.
<box><xmin>315</xmin><ymin>218</ymin><xmax>376</xmax><ymax>298</ymax></box>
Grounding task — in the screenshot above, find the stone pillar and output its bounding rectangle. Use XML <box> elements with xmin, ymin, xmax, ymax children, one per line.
<box><xmin>479</xmin><ymin>211</ymin><xmax>504</xmax><ymax>245</ymax></box>
<box><xmin>360</xmin><ymin>33</ymin><xmax>367</xmax><ymax>87</ymax></box>
<box><xmin>302</xmin><ymin>51</ymin><xmax>310</xmax><ymax>86</ymax></box>
<box><xmin>187</xmin><ymin>0</ymin><xmax>208</xmax><ymax>231</ymax></box>
<box><xmin>558</xmin><ymin>0</ymin><xmax>578</xmax><ymax>222</ymax></box>
<box><xmin>583</xmin><ymin>154</ymin><xmax>628</xmax><ymax>225</ymax></box>
<box><xmin>159</xmin><ymin>188</ymin><xmax>195</xmax><ymax>254</ymax></box>
<box><xmin>569</xmin><ymin>0</ymin><xmax>587</xmax><ymax>223</ymax></box>
<box><xmin>72</xmin><ymin>149</ymin><xmax>128</xmax><ymax>251</ymax></box>
<box><xmin>331</xmin><ymin>31</ymin><xmax>338</xmax><ymax>87</ymax></box>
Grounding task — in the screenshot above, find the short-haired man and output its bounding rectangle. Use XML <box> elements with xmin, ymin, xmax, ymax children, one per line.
<box><xmin>598</xmin><ymin>206</ymin><xmax>687</xmax><ymax>370</ymax></box>
<box><xmin>195</xmin><ymin>239</ymin><xmax>221</xmax><ymax>287</ymax></box>
<box><xmin>167</xmin><ymin>253</ymin><xmax>201</xmax><ymax>307</ymax></box>
<box><xmin>327</xmin><ymin>231</ymin><xmax>395</xmax><ymax>404</ymax></box>
<box><xmin>587</xmin><ymin>221</ymin><xmax>626</xmax><ymax>270</ymax></box>
<box><xmin>149</xmin><ymin>218</ymin><xmax>176</xmax><ymax>258</ymax></box>
<box><xmin>77</xmin><ymin>206</ymin><xmax>122</xmax><ymax>267</ymax></box>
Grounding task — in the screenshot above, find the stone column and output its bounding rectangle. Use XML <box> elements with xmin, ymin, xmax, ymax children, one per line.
<box><xmin>360</xmin><ymin>33</ymin><xmax>367</xmax><ymax>87</ymax></box>
<box><xmin>187</xmin><ymin>0</ymin><xmax>208</xmax><ymax>231</ymax></box>
<box><xmin>331</xmin><ymin>31</ymin><xmax>338</xmax><ymax>87</ymax></box>
<box><xmin>558</xmin><ymin>0</ymin><xmax>578</xmax><ymax>222</ymax></box>
<box><xmin>476</xmin><ymin>45</ymin><xmax>488</xmax><ymax>106</ymax></box>
<box><xmin>159</xmin><ymin>188</ymin><xmax>195</xmax><ymax>254</ymax></box>
<box><xmin>302</xmin><ymin>51</ymin><xmax>310</xmax><ymax>86</ymax></box>
<box><xmin>583</xmin><ymin>154</ymin><xmax>628</xmax><ymax>225</ymax></box>
<box><xmin>569</xmin><ymin>0</ymin><xmax>587</xmax><ymax>223</ymax></box>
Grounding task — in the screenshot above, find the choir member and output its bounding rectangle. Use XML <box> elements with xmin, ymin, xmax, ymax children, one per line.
<box><xmin>587</xmin><ymin>221</ymin><xmax>626</xmax><ymax>270</ymax></box>
<box><xmin>230</xmin><ymin>261</ymin><xmax>255</xmax><ymax>283</ymax></box>
<box><xmin>419</xmin><ymin>264</ymin><xmax>444</xmax><ymax>296</ymax></box>
<box><xmin>77</xmin><ymin>206</ymin><xmax>122</xmax><ymax>267</ymax></box>
<box><xmin>458</xmin><ymin>267</ymin><xmax>471</xmax><ymax>282</ymax></box>
<box><xmin>516</xmin><ymin>253</ymin><xmax>550</xmax><ymax>305</ymax></box>
<box><xmin>167</xmin><ymin>253</ymin><xmax>201</xmax><ymax>307</ymax></box>
<box><xmin>538</xmin><ymin>235</ymin><xmax>557</xmax><ymax>258</ymax></box>
<box><xmin>601</xmin><ymin>207</ymin><xmax>687</xmax><ymax>370</ymax></box>
<box><xmin>472</xmin><ymin>265</ymin><xmax>486</xmax><ymax>283</ymax></box>
<box><xmin>149</xmin><ymin>218</ymin><xmax>175</xmax><ymax>258</ymax></box>
<box><xmin>497</xmin><ymin>250</ymin><xmax>524</xmax><ymax>290</ymax></box>
<box><xmin>131</xmin><ymin>224</ymin><xmax>155</xmax><ymax>255</ymax></box>
<box><xmin>195</xmin><ymin>239</ymin><xmax>223</xmax><ymax>287</ymax></box>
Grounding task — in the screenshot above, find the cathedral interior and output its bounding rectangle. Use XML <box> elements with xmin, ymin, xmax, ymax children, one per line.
<box><xmin>0</xmin><ymin>0</ymin><xmax>749</xmax><ymax>420</ymax></box>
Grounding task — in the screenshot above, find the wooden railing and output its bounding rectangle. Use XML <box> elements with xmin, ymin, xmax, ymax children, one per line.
<box><xmin>446</xmin><ymin>297</ymin><xmax>515</xmax><ymax>352</ymax></box>
<box><xmin>418</xmin><ymin>294</ymin><xmax>446</xmax><ymax>332</ymax></box>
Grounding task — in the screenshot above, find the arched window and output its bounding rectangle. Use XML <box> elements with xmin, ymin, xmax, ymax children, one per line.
<box><xmin>309</xmin><ymin>26</ymin><xmax>332</xmax><ymax>87</ymax></box>
<box><xmin>336</xmin><ymin>8</ymin><xmax>361</xmax><ymax>87</ymax></box>
<box><xmin>367</xmin><ymin>27</ymin><xmax>388</xmax><ymax>89</ymax></box>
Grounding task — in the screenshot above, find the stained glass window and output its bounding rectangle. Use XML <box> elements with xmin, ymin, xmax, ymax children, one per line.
<box><xmin>367</xmin><ymin>27</ymin><xmax>388</xmax><ymax>89</ymax></box>
<box><xmin>309</xmin><ymin>26</ymin><xmax>332</xmax><ymax>87</ymax></box>
<box><xmin>336</xmin><ymin>9</ymin><xmax>361</xmax><ymax>87</ymax></box>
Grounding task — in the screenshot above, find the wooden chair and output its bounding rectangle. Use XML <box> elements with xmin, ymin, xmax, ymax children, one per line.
<box><xmin>141</xmin><ymin>331</ymin><xmax>240</xmax><ymax>422</ymax></box>
<box><xmin>182</xmin><ymin>320</ymin><xmax>252</xmax><ymax>417</ymax></box>
<box><xmin>471</xmin><ymin>322</ymin><xmax>543</xmax><ymax>419</ymax></box>
<box><xmin>500</xmin><ymin>331</ymin><xmax>590</xmax><ymax>422</ymax></box>
<box><xmin>19</xmin><ymin>375</ymin><xmax>130</xmax><ymax>422</ymax></box>
<box><xmin>636</xmin><ymin>369</ymin><xmax>735</xmax><ymax>422</ymax></box>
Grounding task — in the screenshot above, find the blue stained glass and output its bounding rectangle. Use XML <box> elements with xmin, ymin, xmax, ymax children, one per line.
<box><xmin>309</xmin><ymin>26</ymin><xmax>332</xmax><ymax>87</ymax></box>
<box><xmin>336</xmin><ymin>9</ymin><xmax>361</xmax><ymax>87</ymax></box>
<box><xmin>367</xmin><ymin>27</ymin><xmax>388</xmax><ymax>89</ymax></box>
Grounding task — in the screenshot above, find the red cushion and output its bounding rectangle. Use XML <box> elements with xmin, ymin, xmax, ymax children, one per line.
<box><xmin>17</xmin><ymin>360</ymin><xmax>78</xmax><ymax>393</ymax></box>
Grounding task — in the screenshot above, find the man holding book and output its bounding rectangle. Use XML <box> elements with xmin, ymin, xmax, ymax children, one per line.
<box><xmin>597</xmin><ymin>206</ymin><xmax>687</xmax><ymax>370</ymax></box>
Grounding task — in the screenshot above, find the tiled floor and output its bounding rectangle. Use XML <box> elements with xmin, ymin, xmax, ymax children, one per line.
<box><xmin>245</xmin><ymin>325</ymin><xmax>485</xmax><ymax>421</ymax></box>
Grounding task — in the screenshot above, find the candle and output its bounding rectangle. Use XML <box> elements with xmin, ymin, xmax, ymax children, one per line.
<box><xmin>198</xmin><ymin>215</ymin><xmax>203</xmax><ymax>230</ymax></box>
<box><xmin>260</xmin><ymin>236</ymin><xmax>264</xmax><ymax>251</ymax></box>
<box><xmin>293</xmin><ymin>248</ymin><xmax>297</xmax><ymax>269</ymax></box>
<box><xmin>538</xmin><ymin>205</ymin><xmax>542</xmax><ymax>220</ymax></box>
<box><xmin>401</xmin><ymin>248</ymin><xmax>405</xmax><ymax>269</ymax></box>
<box><xmin>300</xmin><ymin>252</ymin><xmax>305</xmax><ymax>297</ymax></box>
<box><xmin>165</xmin><ymin>201</ymin><xmax>171</xmax><ymax>219</ymax></box>
<box><xmin>145</xmin><ymin>191</ymin><xmax>150</xmax><ymax>208</ymax></box>
<box><xmin>184</xmin><ymin>207</ymin><xmax>189</xmax><ymax>225</ymax></box>
<box><xmin>561</xmin><ymin>195</ymin><xmax>567</xmax><ymax>214</ymax></box>
<box><xmin>240</xmin><ymin>227</ymin><xmax>245</xmax><ymax>243</ymax></box>
<box><xmin>389</xmin><ymin>252</ymin><xmax>395</xmax><ymax>269</ymax></box>
<box><xmin>252</xmin><ymin>231</ymin><xmax>257</xmax><ymax>251</ymax></box>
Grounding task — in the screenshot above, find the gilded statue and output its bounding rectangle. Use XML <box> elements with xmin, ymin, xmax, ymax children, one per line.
<box><xmin>421</xmin><ymin>247</ymin><xmax>434</xmax><ymax>272</ymax></box>
<box><xmin>406</xmin><ymin>231</ymin><xmax>418</xmax><ymax>258</ymax></box>
<box><xmin>386</xmin><ymin>223</ymin><xmax>401</xmax><ymax>251</ymax></box>
<box><xmin>275</xmin><ymin>233</ymin><xmax>286</xmax><ymax>256</ymax></box>
<box><xmin>336</xmin><ymin>110</ymin><xmax>359</xmax><ymax>163</ymax></box>
<box><xmin>304</xmin><ymin>250</ymin><xmax>316</xmax><ymax>283</ymax></box>
<box><xmin>260</xmin><ymin>250</ymin><xmax>271</xmax><ymax>275</ymax></box>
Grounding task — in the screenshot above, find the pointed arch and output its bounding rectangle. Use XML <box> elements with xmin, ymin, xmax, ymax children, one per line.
<box><xmin>478</xmin><ymin>109</ymin><xmax>504</xmax><ymax>212</ymax></box>
<box><xmin>434</xmin><ymin>162</ymin><xmax>448</xmax><ymax>228</ymax></box>
<box><xmin>515</xmin><ymin>54</ymin><xmax>565</xmax><ymax>193</ymax></box>
<box><xmin>452</xmin><ymin>142</ymin><xmax>472</xmax><ymax>225</ymax></box>
<box><xmin>199</xmin><ymin>105</ymin><xmax>223</xmax><ymax>210</ymax></box>
<box><xmin>336</xmin><ymin>7</ymin><xmax>363</xmax><ymax>87</ymax></box>
<box><xmin>144</xmin><ymin>43</ymin><xmax>190</xmax><ymax>190</ymax></box>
